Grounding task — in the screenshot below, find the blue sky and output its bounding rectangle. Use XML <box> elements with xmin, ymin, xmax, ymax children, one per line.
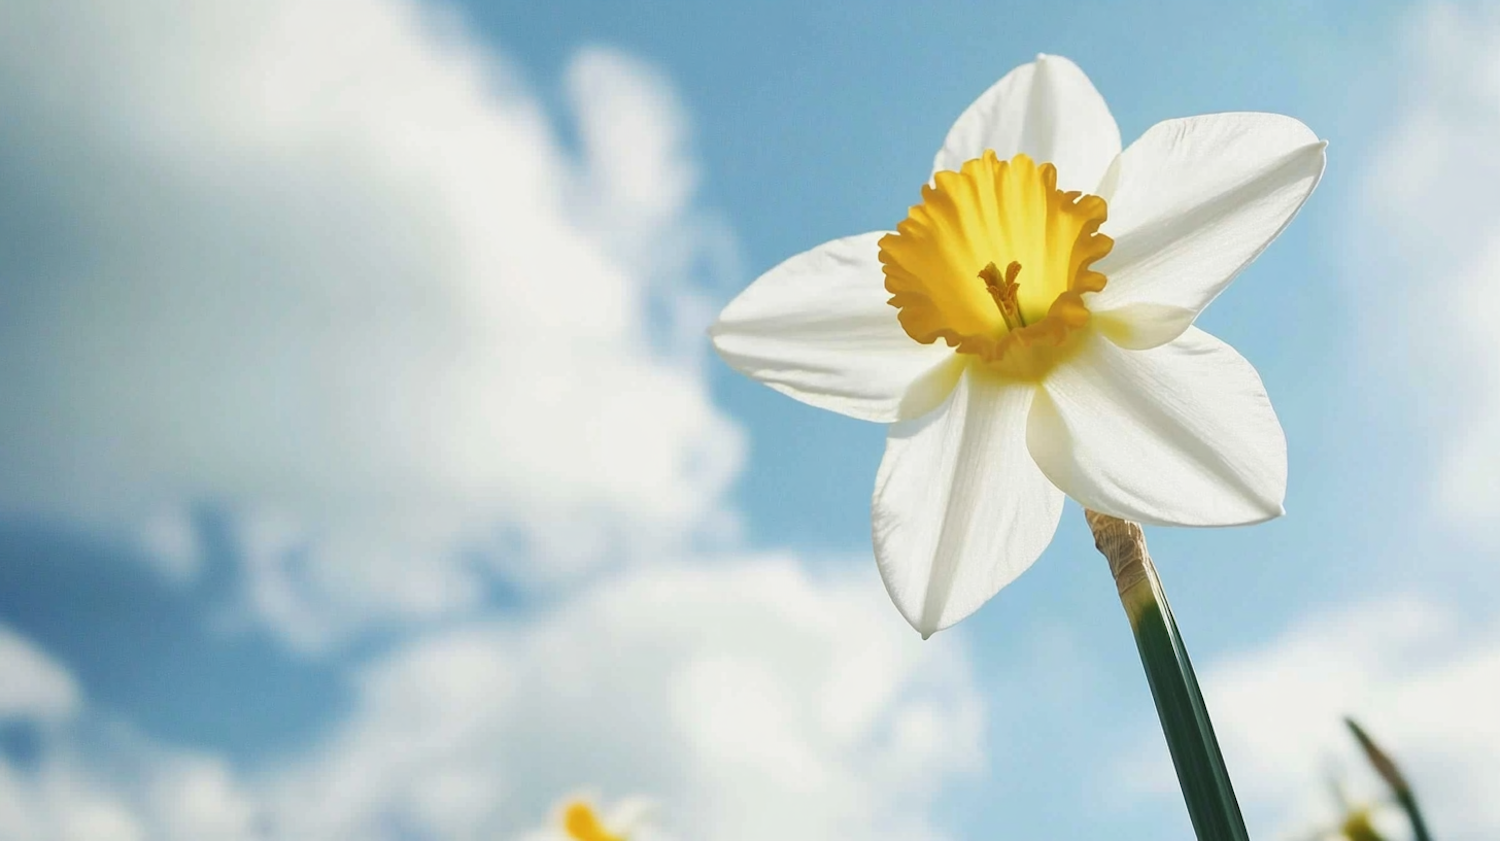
<box><xmin>2</xmin><ymin>1</ymin><xmax>1498</xmax><ymax>840</ymax></box>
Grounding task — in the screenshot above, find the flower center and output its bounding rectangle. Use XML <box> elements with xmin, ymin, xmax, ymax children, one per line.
<box><xmin>563</xmin><ymin>802</ymin><xmax>624</xmax><ymax>841</ymax></box>
<box><xmin>878</xmin><ymin>151</ymin><xmax>1113</xmax><ymax>380</ymax></box>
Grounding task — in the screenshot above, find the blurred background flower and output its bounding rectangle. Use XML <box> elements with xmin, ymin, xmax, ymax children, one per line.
<box><xmin>519</xmin><ymin>795</ymin><xmax>661</xmax><ymax>841</ymax></box>
<box><xmin>0</xmin><ymin>1</ymin><xmax>1496</xmax><ymax>840</ymax></box>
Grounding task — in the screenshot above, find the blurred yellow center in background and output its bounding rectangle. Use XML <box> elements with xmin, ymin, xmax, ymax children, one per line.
<box><xmin>1338</xmin><ymin>809</ymin><xmax>1387</xmax><ymax>841</ymax></box>
<box><xmin>879</xmin><ymin>151</ymin><xmax>1113</xmax><ymax>380</ymax></box>
<box><xmin>563</xmin><ymin>802</ymin><xmax>624</xmax><ymax>841</ymax></box>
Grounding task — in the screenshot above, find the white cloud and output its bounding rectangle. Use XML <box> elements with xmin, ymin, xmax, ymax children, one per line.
<box><xmin>0</xmin><ymin>626</ymin><xmax>79</xmax><ymax>724</ymax></box>
<box><xmin>1110</xmin><ymin>21</ymin><xmax>1500</xmax><ymax>829</ymax></box>
<box><xmin>1200</xmin><ymin>11</ymin><xmax>1500</xmax><ymax>833</ymax></box>
<box><xmin>265</xmin><ymin>557</ymin><xmax>981</xmax><ymax>841</ymax></box>
<box><xmin>0</xmin><ymin>626</ymin><xmax>165</xmax><ymax>841</ymax></box>
<box><xmin>1130</xmin><ymin>599</ymin><xmax>1500</xmax><ymax>841</ymax></box>
<box><xmin>0</xmin><ymin>560</ymin><xmax>983</xmax><ymax>841</ymax></box>
<box><xmin>0</xmin><ymin>0</ymin><xmax>744</xmax><ymax>650</ymax></box>
<box><xmin>1357</xmin><ymin>2</ymin><xmax>1500</xmax><ymax>539</ymax></box>
<box><xmin>0</xmin><ymin>725</ymin><xmax>261</xmax><ymax>841</ymax></box>
<box><xmin>0</xmin><ymin>4</ymin><xmax>987</xmax><ymax>839</ymax></box>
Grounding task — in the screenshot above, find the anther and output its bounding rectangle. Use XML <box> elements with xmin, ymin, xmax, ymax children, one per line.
<box><xmin>979</xmin><ymin>260</ymin><xmax>1026</xmax><ymax>330</ymax></box>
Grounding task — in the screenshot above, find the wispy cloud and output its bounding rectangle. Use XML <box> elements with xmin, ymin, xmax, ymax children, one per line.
<box><xmin>0</xmin><ymin>626</ymin><xmax>78</xmax><ymax>723</ymax></box>
<box><xmin>1355</xmin><ymin>2</ymin><xmax>1500</xmax><ymax>541</ymax></box>
<box><xmin>1204</xmin><ymin>599</ymin><xmax>1500</xmax><ymax>841</ymax></box>
<box><xmin>1110</xmin><ymin>10</ymin><xmax>1500</xmax><ymax>833</ymax></box>
<box><xmin>1110</xmin><ymin>598</ymin><xmax>1500</xmax><ymax>840</ymax></box>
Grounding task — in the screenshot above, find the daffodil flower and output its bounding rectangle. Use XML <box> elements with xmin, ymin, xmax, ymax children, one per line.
<box><xmin>563</xmin><ymin>801</ymin><xmax>627</xmax><ymax>841</ymax></box>
<box><xmin>711</xmin><ymin>55</ymin><xmax>1326</xmax><ymax>638</ymax></box>
<box><xmin>545</xmin><ymin>797</ymin><xmax>654</xmax><ymax>841</ymax></box>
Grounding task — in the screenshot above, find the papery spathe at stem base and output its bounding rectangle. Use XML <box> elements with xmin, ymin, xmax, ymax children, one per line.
<box><xmin>1086</xmin><ymin>510</ymin><xmax>1250</xmax><ymax>841</ymax></box>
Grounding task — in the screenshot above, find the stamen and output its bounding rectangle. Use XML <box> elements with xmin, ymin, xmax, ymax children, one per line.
<box><xmin>979</xmin><ymin>260</ymin><xmax>1026</xmax><ymax>330</ymax></box>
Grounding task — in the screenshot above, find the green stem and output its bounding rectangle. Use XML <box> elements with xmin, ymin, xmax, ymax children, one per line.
<box><xmin>1086</xmin><ymin>511</ymin><xmax>1250</xmax><ymax>841</ymax></box>
<box><xmin>1396</xmin><ymin>791</ymin><xmax>1435</xmax><ymax>841</ymax></box>
<box><xmin>1345</xmin><ymin>718</ymin><xmax>1433</xmax><ymax>841</ymax></box>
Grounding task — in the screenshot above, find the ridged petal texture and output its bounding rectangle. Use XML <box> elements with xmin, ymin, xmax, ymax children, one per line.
<box><xmin>711</xmin><ymin>233</ymin><xmax>960</xmax><ymax>423</ymax></box>
<box><xmin>873</xmin><ymin>366</ymin><xmax>1063</xmax><ymax>637</ymax></box>
<box><xmin>1028</xmin><ymin>328</ymin><xmax>1286</xmax><ymax>527</ymax></box>
<box><xmin>1089</xmin><ymin>112</ymin><xmax>1327</xmax><ymax>349</ymax></box>
<box><xmin>933</xmin><ymin>54</ymin><xmax>1121</xmax><ymax>194</ymax></box>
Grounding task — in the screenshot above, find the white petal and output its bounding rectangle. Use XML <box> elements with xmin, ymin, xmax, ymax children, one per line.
<box><xmin>604</xmin><ymin>798</ymin><xmax>657</xmax><ymax>834</ymax></box>
<box><xmin>932</xmin><ymin>54</ymin><xmax>1121</xmax><ymax>194</ymax></box>
<box><xmin>1089</xmin><ymin>112</ymin><xmax>1327</xmax><ymax>347</ymax></box>
<box><xmin>873</xmin><ymin>366</ymin><xmax>1063</xmax><ymax>637</ymax></box>
<box><xmin>1027</xmin><ymin>327</ymin><xmax>1286</xmax><ymax>527</ymax></box>
<box><xmin>711</xmin><ymin>232</ymin><xmax>961</xmax><ymax>423</ymax></box>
